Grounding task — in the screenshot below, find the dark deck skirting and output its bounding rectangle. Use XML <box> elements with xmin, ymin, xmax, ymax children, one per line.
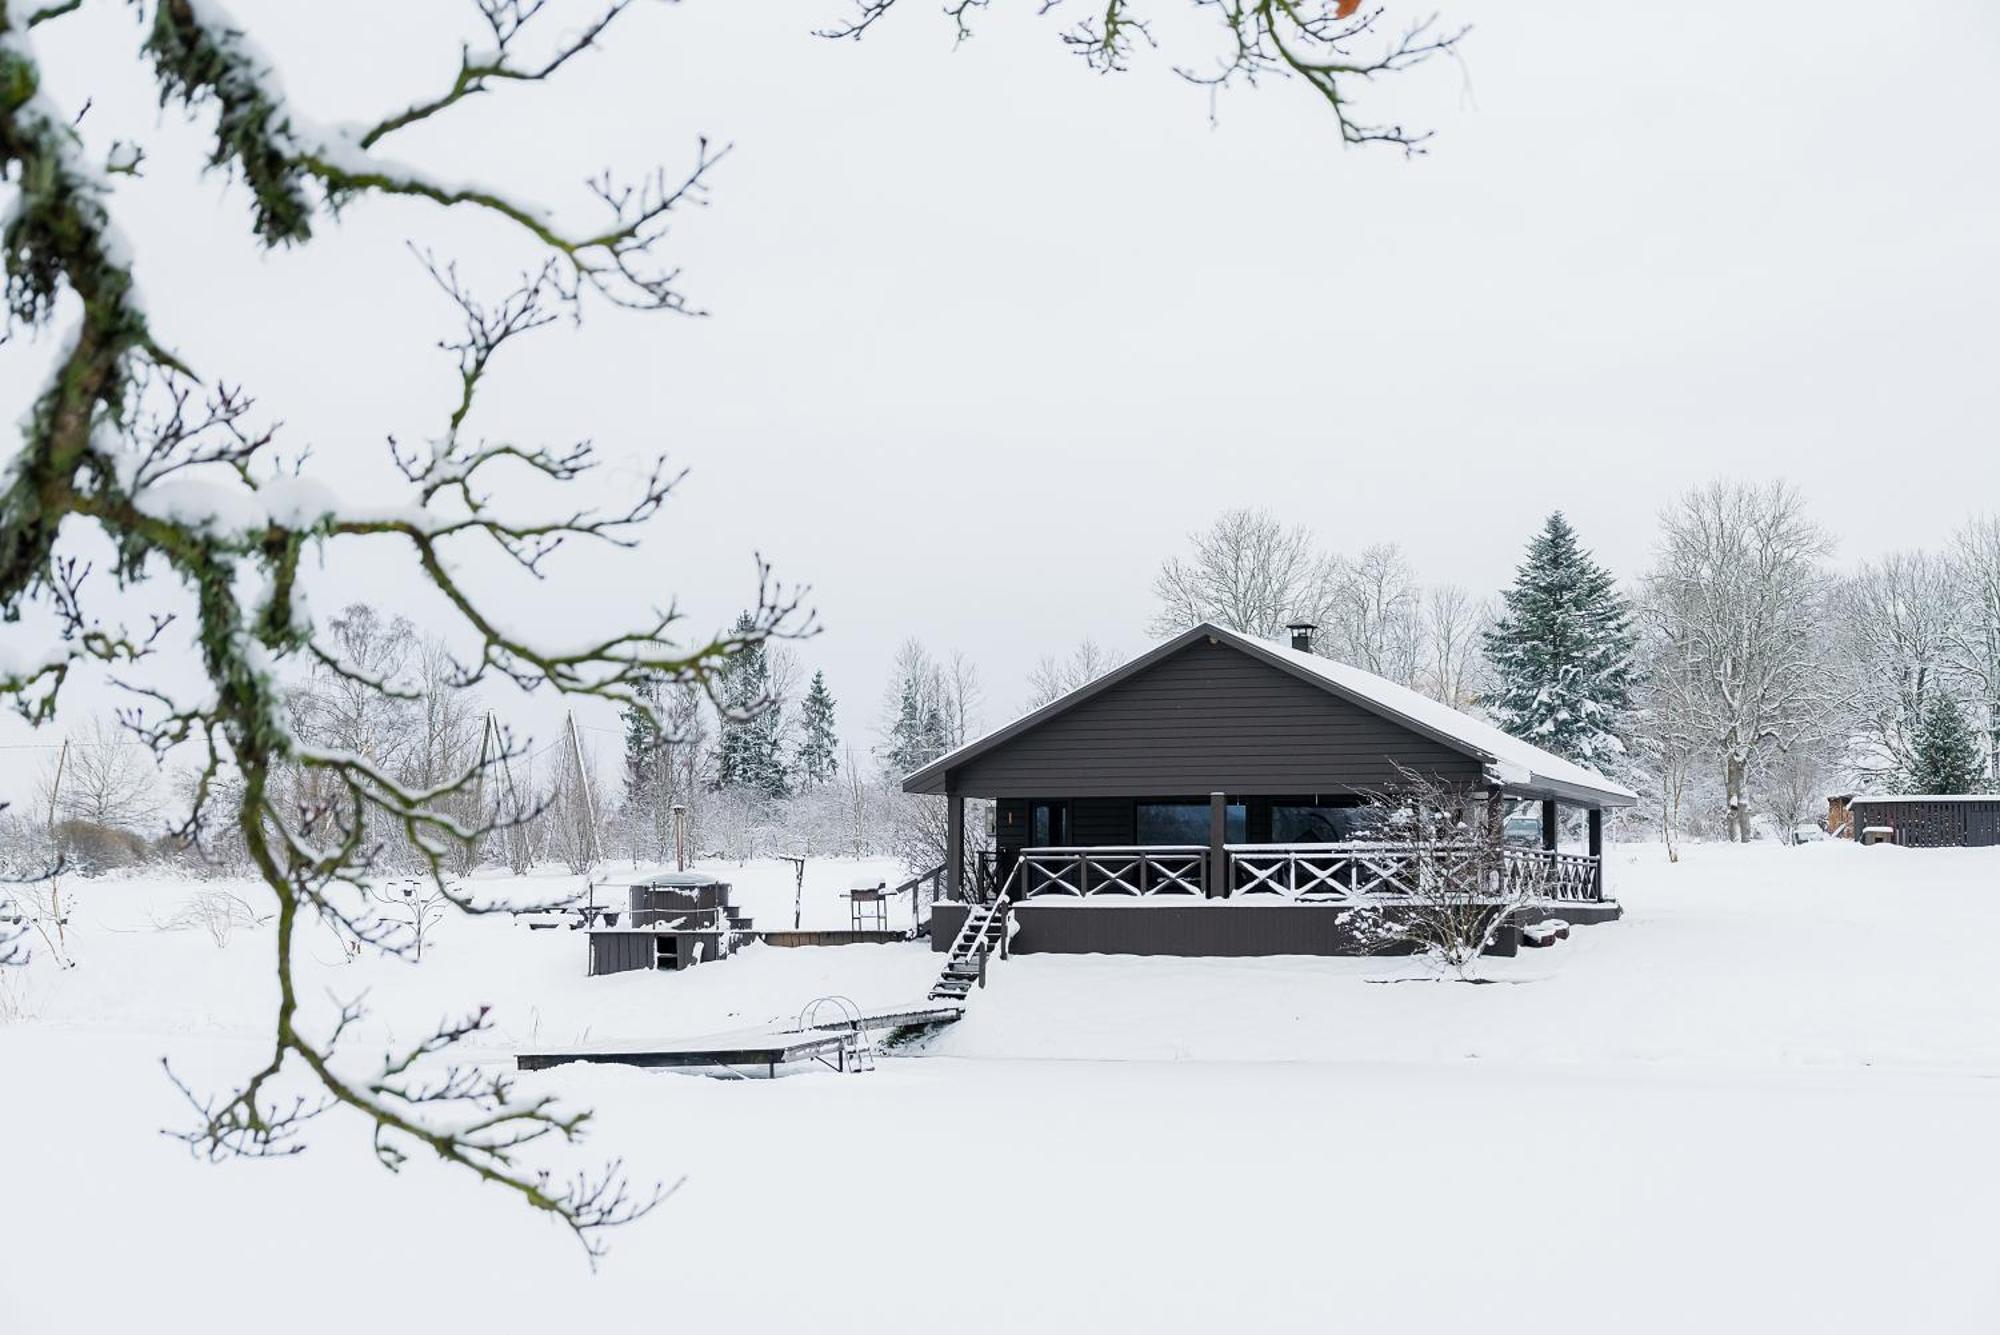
<box><xmin>755</xmin><ymin>929</ymin><xmax>910</xmax><ymax>948</ymax></box>
<box><xmin>930</xmin><ymin>901</ymin><xmax>1620</xmax><ymax>959</ymax></box>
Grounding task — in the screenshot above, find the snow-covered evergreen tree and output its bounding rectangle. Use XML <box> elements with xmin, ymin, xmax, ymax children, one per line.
<box><xmin>1906</xmin><ymin>693</ymin><xmax>1986</xmax><ymax>794</ymax></box>
<box><xmin>714</xmin><ymin>612</ymin><xmax>790</xmax><ymax>798</ymax></box>
<box><xmin>879</xmin><ymin>641</ymin><xmax>955</xmax><ymax>779</ymax></box>
<box><xmin>796</xmin><ymin>670</ymin><xmax>840</xmax><ymax>788</ymax></box>
<box><xmin>1482</xmin><ymin>512</ymin><xmax>1635</xmax><ymax>769</ymax></box>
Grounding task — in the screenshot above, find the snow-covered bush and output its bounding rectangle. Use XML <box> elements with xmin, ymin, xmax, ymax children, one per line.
<box><xmin>163</xmin><ymin>889</ymin><xmax>265</xmax><ymax>950</ymax></box>
<box><xmin>1339</xmin><ymin>765</ymin><xmax>1539</xmax><ymax>979</ymax></box>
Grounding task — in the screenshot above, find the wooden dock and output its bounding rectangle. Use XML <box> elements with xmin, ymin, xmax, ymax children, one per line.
<box><xmin>515</xmin><ymin>1003</ymin><xmax>964</xmax><ymax>1078</ymax></box>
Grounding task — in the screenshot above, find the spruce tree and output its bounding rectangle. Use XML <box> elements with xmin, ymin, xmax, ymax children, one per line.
<box><xmin>714</xmin><ymin>612</ymin><xmax>790</xmax><ymax>798</ymax></box>
<box><xmin>1907</xmin><ymin>693</ymin><xmax>1986</xmax><ymax>794</ymax></box>
<box><xmin>1482</xmin><ymin>512</ymin><xmax>1636</xmax><ymax>769</ymax></box>
<box><xmin>797</xmin><ymin>670</ymin><xmax>840</xmax><ymax>788</ymax></box>
<box><xmin>883</xmin><ymin>674</ymin><xmax>928</xmax><ymax>777</ymax></box>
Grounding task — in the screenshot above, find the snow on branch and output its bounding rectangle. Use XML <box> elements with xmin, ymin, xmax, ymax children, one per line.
<box><xmin>145</xmin><ymin>0</ymin><xmax>722</xmax><ymax>310</ymax></box>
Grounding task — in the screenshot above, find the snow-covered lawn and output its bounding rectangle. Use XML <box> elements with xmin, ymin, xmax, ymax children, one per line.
<box><xmin>5</xmin><ymin>843</ymin><xmax>1999</xmax><ymax>1333</ymax></box>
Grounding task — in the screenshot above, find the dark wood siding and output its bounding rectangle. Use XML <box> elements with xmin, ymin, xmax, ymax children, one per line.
<box><xmin>1851</xmin><ymin>798</ymin><xmax>2000</xmax><ymax>848</ymax></box>
<box><xmin>949</xmin><ymin>639</ymin><xmax>1482</xmax><ymax>798</ymax></box>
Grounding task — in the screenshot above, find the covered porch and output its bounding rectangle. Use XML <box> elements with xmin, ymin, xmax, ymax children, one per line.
<box><xmin>945</xmin><ymin>788</ymin><xmax>1610</xmax><ymax>906</ymax></box>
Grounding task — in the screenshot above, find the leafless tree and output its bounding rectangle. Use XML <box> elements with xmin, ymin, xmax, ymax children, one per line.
<box><xmin>1836</xmin><ymin>551</ymin><xmax>1959</xmax><ymax>786</ymax></box>
<box><xmin>945</xmin><ymin>651</ymin><xmax>983</xmax><ymax>749</ymax></box>
<box><xmin>1630</xmin><ymin>615</ymin><xmax>1697</xmax><ymax>862</ymax></box>
<box><xmin>1947</xmin><ymin>515</ymin><xmax>2000</xmax><ymax>781</ymax></box>
<box><xmin>407</xmin><ymin>637</ymin><xmax>486</xmax><ymax>873</ymax></box>
<box><xmin>1025</xmin><ymin>637</ymin><xmax>1117</xmax><ymax>709</ymax></box>
<box><xmin>1150</xmin><ymin>508</ymin><xmax>1343</xmax><ymax>639</ymax></box>
<box><xmin>1760</xmin><ymin>745</ymin><xmax>1834</xmax><ymax>843</ymax></box>
<box><xmin>1324</xmin><ymin>543</ymin><xmax>1423</xmax><ymax>685</ymax></box>
<box><xmin>1417</xmin><ymin>583</ymin><xmax>1487</xmax><ymax>710</ymax></box>
<box><xmin>37</xmin><ymin>719</ymin><xmax>161</xmax><ymax>833</ymax></box>
<box><xmin>1644</xmin><ymin>481</ymin><xmax>1835</xmax><ymax>842</ymax></box>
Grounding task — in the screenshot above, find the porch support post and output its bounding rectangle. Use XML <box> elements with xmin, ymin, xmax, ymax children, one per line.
<box><xmin>946</xmin><ymin>788</ymin><xmax>965</xmax><ymax>901</ymax></box>
<box><xmin>1587</xmin><ymin>807</ymin><xmax>1605</xmax><ymax>898</ymax></box>
<box><xmin>1541</xmin><ymin>799</ymin><xmax>1559</xmax><ymax>852</ymax></box>
<box><xmin>1208</xmin><ymin>791</ymin><xmax>1228</xmax><ymax>899</ymax></box>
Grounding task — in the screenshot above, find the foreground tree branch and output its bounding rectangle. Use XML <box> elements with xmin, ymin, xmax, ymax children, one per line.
<box><xmin>0</xmin><ymin>0</ymin><xmax>804</xmax><ymax>1256</ymax></box>
<box><xmin>819</xmin><ymin>0</ymin><xmax>1468</xmax><ymax>151</ymax></box>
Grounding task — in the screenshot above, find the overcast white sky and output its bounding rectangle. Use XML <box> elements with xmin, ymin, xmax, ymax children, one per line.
<box><xmin>3</xmin><ymin>0</ymin><xmax>1998</xmax><ymax>794</ymax></box>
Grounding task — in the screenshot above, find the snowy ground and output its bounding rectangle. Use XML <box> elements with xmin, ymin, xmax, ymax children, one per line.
<box><xmin>5</xmin><ymin>843</ymin><xmax>2000</xmax><ymax>1332</ymax></box>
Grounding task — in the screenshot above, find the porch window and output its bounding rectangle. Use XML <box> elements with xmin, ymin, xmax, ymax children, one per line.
<box><xmin>1137</xmin><ymin>801</ymin><xmax>1244</xmax><ymax>845</ymax></box>
<box><xmin>1271</xmin><ymin>804</ymin><xmax>1366</xmax><ymax>843</ymax></box>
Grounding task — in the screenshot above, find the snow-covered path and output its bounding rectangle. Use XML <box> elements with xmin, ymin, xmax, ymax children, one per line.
<box><xmin>4</xmin><ymin>843</ymin><xmax>1999</xmax><ymax>1332</ymax></box>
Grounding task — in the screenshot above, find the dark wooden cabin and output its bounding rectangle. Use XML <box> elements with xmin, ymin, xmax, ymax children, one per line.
<box><xmin>904</xmin><ymin>622</ymin><xmax>1637</xmax><ymax>957</ymax></box>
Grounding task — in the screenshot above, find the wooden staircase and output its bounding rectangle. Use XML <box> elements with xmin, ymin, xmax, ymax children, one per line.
<box><xmin>927</xmin><ymin>867</ymin><xmax>1016</xmax><ymax>1004</ymax></box>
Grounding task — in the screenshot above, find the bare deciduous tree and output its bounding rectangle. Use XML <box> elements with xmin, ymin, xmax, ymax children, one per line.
<box><xmin>1150</xmin><ymin>508</ymin><xmax>1343</xmax><ymax>639</ymax></box>
<box><xmin>1947</xmin><ymin>516</ymin><xmax>2000</xmax><ymax>781</ymax></box>
<box><xmin>1025</xmin><ymin>637</ymin><xmax>1117</xmax><ymax>709</ymax></box>
<box><xmin>1323</xmin><ymin>543</ymin><xmax>1423</xmax><ymax>685</ymax></box>
<box><xmin>38</xmin><ymin>719</ymin><xmax>161</xmax><ymax>833</ymax></box>
<box><xmin>1836</xmin><ymin>551</ymin><xmax>1958</xmax><ymax>786</ymax></box>
<box><xmin>1418</xmin><ymin>583</ymin><xmax>1487</xmax><ymax>711</ymax></box>
<box><xmin>1644</xmin><ymin>481</ymin><xmax>1834</xmax><ymax>842</ymax></box>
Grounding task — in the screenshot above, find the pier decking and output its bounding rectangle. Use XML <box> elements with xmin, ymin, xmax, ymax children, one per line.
<box><xmin>515</xmin><ymin>1003</ymin><xmax>963</xmax><ymax>1078</ymax></box>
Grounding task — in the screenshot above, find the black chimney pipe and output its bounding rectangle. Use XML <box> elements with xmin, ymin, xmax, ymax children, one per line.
<box><xmin>1285</xmin><ymin>621</ymin><xmax>1317</xmax><ymax>653</ymax></box>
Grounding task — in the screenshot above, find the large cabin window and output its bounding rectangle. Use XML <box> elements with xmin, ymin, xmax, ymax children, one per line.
<box><xmin>1271</xmin><ymin>803</ymin><xmax>1367</xmax><ymax>843</ymax></box>
<box><xmin>1137</xmin><ymin>801</ymin><xmax>1245</xmax><ymax>845</ymax></box>
<box><xmin>1029</xmin><ymin>800</ymin><xmax>1069</xmax><ymax>847</ymax></box>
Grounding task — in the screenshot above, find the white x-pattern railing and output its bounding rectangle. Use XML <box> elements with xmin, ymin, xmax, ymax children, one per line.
<box><xmin>1016</xmin><ymin>845</ymin><xmax>1208</xmax><ymax>898</ymax></box>
<box><xmin>1007</xmin><ymin>843</ymin><xmax>1602</xmax><ymax>904</ymax></box>
<box><xmin>1500</xmin><ymin>848</ymin><xmax>1601</xmax><ymax>902</ymax></box>
<box><xmin>1226</xmin><ymin>841</ymin><xmax>1497</xmax><ymax>901</ymax></box>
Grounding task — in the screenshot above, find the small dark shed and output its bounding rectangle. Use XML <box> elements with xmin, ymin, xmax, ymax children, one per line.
<box><xmin>1840</xmin><ymin>795</ymin><xmax>2000</xmax><ymax>849</ymax></box>
<box><xmin>587</xmin><ymin>873</ymin><xmax>751</xmax><ymax>976</ymax></box>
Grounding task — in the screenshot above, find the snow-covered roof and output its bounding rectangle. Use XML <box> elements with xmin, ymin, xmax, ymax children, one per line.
<box><xmin>1244</xmin><ymin>628</ymin><xmax>1638</xmax><ymax>805</ymax></box>
<box><xmin>1847</xmin><ymin>794</ymin><xmax>2000</xmax><ymax>805</ymax></box>
<box><xmin>904</xmin><ymin>622</ymin><xmax>1637</xmax><ymax>807</ymax></box>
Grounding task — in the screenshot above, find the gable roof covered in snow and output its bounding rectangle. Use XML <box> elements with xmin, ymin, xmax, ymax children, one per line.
<box><xmin>902</xmin><ymin>622</ymin><xmax>1637</xmax><ymax>808</ymax></box>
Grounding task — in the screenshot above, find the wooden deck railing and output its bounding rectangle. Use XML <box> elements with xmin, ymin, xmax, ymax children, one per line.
<box><xmin>1500</xmin><ymin>847</ymin><xmax>1602</xmax><ymax>902</ymax></box>
<box><xmin>1016</xmin><ymin>845</ymin><xmax>1209</xmax><ymax>898</ymax></box>
<box><xmin>1002</xmin><ymin>843</ymin><xmax>1603</xmax><ymax>904</ymax></box>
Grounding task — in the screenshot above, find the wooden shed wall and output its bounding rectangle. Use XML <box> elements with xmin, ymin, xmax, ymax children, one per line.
<box><xmin>1851</xmin><ymin>799</ymin><xmax>2000</xmax><ymax>848</ymax></box>
<box><xmin>950</xmin><ymin>639</ymin><xmax>1483</xmax><ymax>799</ymax></box>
